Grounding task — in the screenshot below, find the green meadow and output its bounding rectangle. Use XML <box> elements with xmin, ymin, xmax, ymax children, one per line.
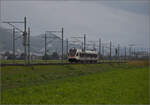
<box><xmin>0</xmin><ymin>59</ymin><xmax>65</xmax><ymax>64</ymax></box>
<box><xmin>1</xmin><ymin>61</ymin><xmax>149</xmax><ymax>104</ymax></box>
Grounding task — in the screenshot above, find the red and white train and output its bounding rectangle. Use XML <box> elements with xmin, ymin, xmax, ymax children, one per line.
<box><xmin>68</xmin><ymin>48</ymin><xmax>98</xmax><ymax>63</ymax></box>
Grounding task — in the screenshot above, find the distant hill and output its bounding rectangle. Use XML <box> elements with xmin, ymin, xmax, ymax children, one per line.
<box><xmin>0</xmin><ymin>27</ymin><xmax>126</xmax><ymax>56</ymax></box>
<box><xmin>0</xmin><ymin>27</ymin><xmax>13</xmax><ymax>51</ymax></box>
<box><xmin>0</xmin><ymin>27</ymin><xmax>80</xmax><ymax>55</ymax></box>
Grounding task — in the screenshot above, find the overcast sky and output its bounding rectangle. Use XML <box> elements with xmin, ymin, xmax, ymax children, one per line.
<box><xmin>0</xmin><ymin>0</ymin><xmax>150</xmax><ymax>48</ymax></box>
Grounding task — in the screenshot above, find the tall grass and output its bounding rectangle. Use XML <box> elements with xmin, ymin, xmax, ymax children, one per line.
<box><xmin>1</xmin><ymin>63</ymin><xmax>149</xmax><ymax>104</ymax></box>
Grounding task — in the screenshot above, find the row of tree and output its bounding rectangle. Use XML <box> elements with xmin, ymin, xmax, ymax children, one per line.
<box><xmin>2</xmin><ymin>51</ymin><xmax>60</xmax><ymax>60</ymax></box>
<box><xmin>42</xmin><ymin>52</ymin><xmax>60</xmax><ymax>60</ymax></box>
<box><xmin>2</xmin><ymin>51</ymin><xmax>149</xmax><ymax>60</ymax></box>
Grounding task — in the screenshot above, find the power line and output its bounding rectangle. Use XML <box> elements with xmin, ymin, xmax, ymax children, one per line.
<box><xmin>71</xmin><ymin>34</ymin><xmax>86</xmax><ymax>52</ymax></box>
<box><xmin>2</xmin><ymin>16</ymin><xmax>28</xmax><ymax>65</ymax></box>
<box><xmin>41</xmin><ymin>28</ymin><xmax>64</xmax><ymax>63</ymax></box>
<box><xmin>2</xmin><ymin>22</ymin><xmax>24</xmax><ymax>33</ymax></box>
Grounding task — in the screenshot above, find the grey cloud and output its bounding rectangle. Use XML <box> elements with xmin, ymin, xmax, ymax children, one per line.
<box><xmin>1</xmin><ymin>1</ymin><xmax>149</xmax><ymax>48</ymax></box>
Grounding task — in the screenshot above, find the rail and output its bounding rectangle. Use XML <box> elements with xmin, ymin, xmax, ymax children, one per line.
<box><xmin>1</xmin><ymin>61</ymin><xmax>127</xmax><ymax>67</ymax></box>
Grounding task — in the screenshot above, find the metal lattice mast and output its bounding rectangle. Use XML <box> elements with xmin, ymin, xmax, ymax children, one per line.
<box><xmin>28</xmin><ymin>27</ymin><xmax>30</xmax><ymax>64</ymax></box>
<box><xmin>66</xmin><ymin>38</ymin><xmax>68</xmax><ymax>58</ymax></box>
<box><xmin>62</xmin><ymin>27</ymin><xmax>64</xmax><ymax>63</ymax></box>
<box><xmin>84</xmin><ymin>34</ymin><xmax>86</xmax><ymax>52</ymax></box>
<box><xmin>12</xmin><ymin>28</ymin><xmax>15</xmax><ymax>64</ymax></box>
<box><xmin>2</xmin><ymin>17</ymin><xmax>26</xmax><ymax>64</ymax></box>
<box><xmin>124</xmin><ymin>46</ymin><xmax>126</xmax><ymax>60</ymax></box>
<box><xmin>99</xmin><ymin>38</ymin><xmax>101</xmax><ymax>60</ymax></box>
<box><xmin>110</xmin><ymin>40</ymin><xmax>112</xmax><ymax>59</ymax></box>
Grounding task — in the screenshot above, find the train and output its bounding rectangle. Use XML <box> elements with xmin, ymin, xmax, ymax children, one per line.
<box><xmin>68</xmin><ymin>48</ymin><xmax>98</xmax><ymax>63</ymax></box>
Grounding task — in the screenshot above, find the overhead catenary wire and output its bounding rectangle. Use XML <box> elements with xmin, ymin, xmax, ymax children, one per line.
<box><xmin>2</xmin><ymin>16</ymin><xmax>29</xmax><ymax>65</ymax></box>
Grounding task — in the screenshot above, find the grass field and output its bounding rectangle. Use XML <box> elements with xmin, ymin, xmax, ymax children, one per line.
<box><xmin>0</xmin><ymin>59</ymin><xmax>66</xmax><ymax>64</ymax></box>
<box><xmin>0</xmin><ymin>59</ymin><xmax>126</xmax><ymax>64</ymax></box>
<box><xmin>1</xmin><ymin>61</ymin><xmax>149</xmax><ymax>104</ymax></box>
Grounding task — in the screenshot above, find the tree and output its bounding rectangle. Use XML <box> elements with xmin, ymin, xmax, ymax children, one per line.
<box><xmin>19</xmin><ymin>53</ymin><xmax>25</xmax><ymax>60</ymax></box>
<box><xmin>4</xmin><ymin>51</ymin><xmax>13</xmax><ymax>59</ymax></box>
<box><xmin>42</xmin><ymin>54</ymin><xmax>50</xmax><ymax>60</ymax></box>
<box><xmin>4</xmin><ymin>51</ymin><xmax>10</xmax><ymax>56</ymax></box>
<box><xmin>50</xmin><ymin>52</ymin><xmax>59</xmax><ymax>60</ymax></box>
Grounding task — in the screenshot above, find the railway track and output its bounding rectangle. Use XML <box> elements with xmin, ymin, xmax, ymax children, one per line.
<box><xmin>1</xmin><ymin>61</ymin><xmax>127</xmax><ymax>67</ymax></box>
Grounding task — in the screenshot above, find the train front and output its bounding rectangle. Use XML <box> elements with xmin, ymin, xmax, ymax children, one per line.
<box><xmin>68</xmin><ymin>48</ymin><xmax>77</xmax><ymax>62</ymax></box>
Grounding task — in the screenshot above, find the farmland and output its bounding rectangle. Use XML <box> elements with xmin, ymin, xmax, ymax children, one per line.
<box><xmin>1</xmin><ymin>61</ymin><xmax>149</xmax><ymax>104</ymax></box>
<box><xmin>0</xmin><ymin>59</ymin><xmax>66</xmax><ymax>64</ymax></box>
<box><xmin>0</xmin><ymin>59</ymin><xmax>125</xmax><ymax>64</ymax></box>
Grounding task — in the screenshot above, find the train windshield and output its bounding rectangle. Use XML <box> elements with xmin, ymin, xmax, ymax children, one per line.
<box><xmin>69</xmin><ymin>48</ymin><xmax>77</xmax><ymax>56</ymax></box>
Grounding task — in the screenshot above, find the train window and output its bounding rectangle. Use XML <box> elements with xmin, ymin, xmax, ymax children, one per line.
<box><xmin>95</xmin><ymin>54</ymin><xmax>97</xmax><ymax>58</ymax></box>
<box><xmin>76</xmin><ymin>53</ymin><xmax>78</xmax><ymax>56</ymax></box>
<box><xmin>82</xmin><ymin>53</ymin><xmax>84</xmax><ymax>57</ymax></box>
<box><xmin>83</xmin><ymin>53</ymin><xmax>85</xmax><ymax>57</ymax></box>
<box><xmin>87</xmin><ymin>54</ymin><xmax>89</xmax><ymax>57</ymax></box>
<box><xmin>78</xmin><ymin>53</ymin><xmax>81</xmax><ymax>56</ymax></box>
<box><xmin>90</xmin><ymin>54</ymin><xmax>92</xmax><ymax>58</ymax></box>
<box><xmin>93</xmin><ymin>54</ymin><xmax>95</xmax><ymax>58</ymax></box>
<box><xmin>93</xmin><ymin>54</ymin><xmax>97</xmax><ymax>58</ymax></box>
<box><xmin>69</xmin><ymin>49</ymin><xmax>77</xmax><ymax>56</ymax></box>
<box><xmin>90</xmin><ymin>54</ymin><xmax>92</xmax><ymax>57</ymax></box>
<box><xmin>80</xmin><ymin>53</ymin><xmax>83</xmax><ymax>57</ymax></box>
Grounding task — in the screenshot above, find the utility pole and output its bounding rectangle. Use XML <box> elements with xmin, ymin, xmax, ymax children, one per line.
<box><xmin>93</xmin><ymin>42</ymin><xmax>96</xmax><ymax>51</ymax></box>
<box><xmin>110</xmin><ymin>40</ymin><xmax>112</xmax><ymax>60</ymax></box>
<box><xmin>2</xmin><ymin>17</ymin><xmax>25</xmax><ymax>64</ymax></box>
<box><xmin>23</xmin><ymin>16</ymin><xmax>27</xmax><ymax>65</ymax></box>
<box><xmin>28</xmin><ymin>27</ymin><xmax>30</xmax><ymax>64</ymax></box>
<box><xmin>66</xmin><ymin>39</ymin><xmax>68</xmax><ymax>56</ymax></box>
<box><xmin>66</xmin><ymin>39</ymin><xmax>68</xmax><ymax>62</ymax></box>
<box><xmin>128</xmin><ymin>44</ymin><xmax>135</xmax><ymax>60</ymax></box>
<box><xmin>102</xmin><ymin>45</ymin><xmax>104</xmax><ymax>62</ymax></box>
<box><xmin>133</xmin><ymin>47</ymin><xmax>135</xmax><ymax>59</ymax></box>
<box><xmin>99</xmin><ymin>38</ymin><xmax>101</xmax><ymax>60</ymax></box>
<box><xmin>13</xmin><ymin>27</ymin><xmax>15</xmax><ymax>64</ymax></box>
<box><xmin>118</xmin><ymin>44</ymin><xmax>120</xmax><ymax>61</ymax></box>
<box><xmin>44</xmin><ymin>32</ymin><xmax>47</xmax><ymax>62</ymax></box>
<box><xmin>71</xmin><ymin>35</ymin><xmax>85</xmax><ymax>51</ymax></box>
<box><xmin>62</xmin><ymin>27</ymin><xmax>64</xmax><ymax>64</ymax></box>
<box><xmin>44</xmin><ymin>29</ymin><xmax>63</xmax><ymax>63</ymax></box>
<box><xmin>81</xmin><ymin>42</ymin><xmax>83</xmax><ymax>51</ymax></box>
<box><xmin>124</xmin><ymin>46</ymin><xmax>126</xmax><ymax>60</ymax></box>
<box><xmin>84</xmin><ymin>34</ymin><xmax>86</xmax><ymax>52</ymax></box>
<box><xmin>129</xmin><ymin>46</ymin><xmax>131</xmax><ymax>60</ymax></box>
